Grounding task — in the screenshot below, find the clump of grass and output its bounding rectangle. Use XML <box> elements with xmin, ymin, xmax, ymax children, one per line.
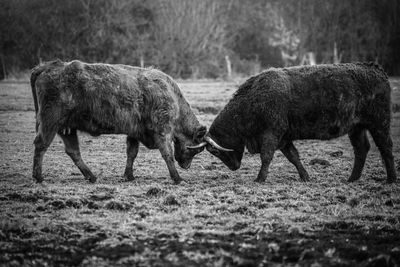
<box><xmin>146</xmin><ymin>187</ymin><xmax>162</xmax><ymax>197</ymax></box>
<box><xmin>384</xmin><ymin>199</ymin><xmax>394</xmax><ymax>207</ymax></box>
<box><xmin>104</xmin><ymin>201</ymin><xmax>132</xmax><ymax>211</ymax></box>
<box><xmin>329</xmin><ymin>150</ymin><xmax>343</xmax><ymax>157</ymax></box>
<box><xmin>65</xmin><ymin>198</ymin><xmax>83</xmax><ymax>208</ymax></box>
<box><xmin>309</xmin><ymin>158</ymin><xmax>331</xmax><ymax>166</ymax></box>
<box><xmin>46</xmin><ymin>200</ymin><xmax>66</xmax><ymax>210</ymax></box>
<box><xmin>90</xmin><ymin>192</ymin><xmax>113</xmax><ymax>201</ymax></box>
<box><xmin>87</xmin><ymin>201</ymin><xmax>101</xmax><ymax>210</ymax></box>
<box><xmin>163</xmin><ymin>195</ymin><xmax>180</xmax><ymax>206</ymax></box>
<box><xmin>348</xmin><ymin>197</ymin><xmax>360</xmax><ymax>208</ymax></box>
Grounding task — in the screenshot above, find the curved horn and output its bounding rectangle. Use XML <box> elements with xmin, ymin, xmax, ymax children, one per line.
<box><xmin>187</xmin><ymin>142</ymin><xmax>207</xmax><ymax>149</ymax></box>
<box><xmin>205</xmin><ymin>136</ymin><xmax>234</xmax><ymax>152</ymax></box>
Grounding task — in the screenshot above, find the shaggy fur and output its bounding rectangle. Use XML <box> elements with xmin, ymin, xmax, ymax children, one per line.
<box><xmin>207</xmin><ymin>63</ymin><xmax>397</xmax><ymax>183</ymax></box>
<box><xmin>31</xmin><ymin>59</ymin><xmax>206</xmax><ymax>184</ymax></box>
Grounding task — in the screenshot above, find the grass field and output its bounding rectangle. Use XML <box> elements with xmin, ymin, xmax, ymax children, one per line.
<box><xmin>0</xmin><ymin>78</ymin><xmax>400</xmax><ymax>266</ymax></box>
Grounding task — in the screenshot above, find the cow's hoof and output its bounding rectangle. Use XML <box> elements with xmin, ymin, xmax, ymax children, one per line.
<box><xmin>300</xmin><ymin>174</ymin><xmax>310</xmax><ymax>182</ymax></box>
<box><xmin>347</xmin><ymin>176</ymin><xmax>359</xmax><ymax>183</ymax></box>
<box><xmin>254</xmin><ymin>178</ymin><xmax>265</xmax><ymax>183</ymax></box>
<box><xmin>33</xmin><ymin>175</ymin><xmax>43</xmax><ymax>183</ymax></box>
<box><xmin>125</xmin><ymin>175</ymin><xmax>135</xmax><ymax>181</ymax></box>
<box><xmin>173</xmin><ymin>178</ymin><xmax>183</xmax><ymax>185</ymax></box>
<box><xmin>387</xmin><ymin>178</ymin><xmax>396</xmax><ymax>184</ymax></box>
<box><xmin>87</xmin><ymin>176</ymin><xmax>97</xmax><ymax>183</ymax></box>
<box><xmin>124</xmin><ymin>172</ymin><xmax>135</xmax><ymax>181</ymax></box>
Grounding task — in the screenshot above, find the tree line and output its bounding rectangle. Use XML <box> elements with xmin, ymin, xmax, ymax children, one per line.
<box><xmin>1</xmin><ymin>0</ymin><xmax>399</xmax><ymax>80</ymax></box>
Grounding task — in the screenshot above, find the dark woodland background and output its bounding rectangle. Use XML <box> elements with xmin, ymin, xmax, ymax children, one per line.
<box><xmin>1</xmin><ymin>0</ymin><xmax>400</xmax><ymax>79</ymax></box>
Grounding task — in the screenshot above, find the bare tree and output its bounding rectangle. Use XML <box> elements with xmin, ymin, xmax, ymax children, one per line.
<box><xmin>151</xmin><ymin>0</ymin><xmax>229</xmax><ymax>77</ymax></box>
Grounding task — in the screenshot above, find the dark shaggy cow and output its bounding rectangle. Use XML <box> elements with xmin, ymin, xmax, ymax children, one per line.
<box><xmin>31</xmin><ymin>59</ymin><xmax>206</xmax><ymax>184</ymax></box>
<box><xmin>192</xmin><ymin>63</ymin><xmax>397</xmax><ymax>183</ymax></box>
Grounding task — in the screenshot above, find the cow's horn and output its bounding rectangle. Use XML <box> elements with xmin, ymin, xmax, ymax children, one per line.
<box><xmin>187</xmin><ymin>142</ymin><xmax>207</xmax><ymax>149</ymax></box>
<box><xmin>205</xmin><ymin>136</ymin><xmax>234</xmax><ymax>152</ymax></box>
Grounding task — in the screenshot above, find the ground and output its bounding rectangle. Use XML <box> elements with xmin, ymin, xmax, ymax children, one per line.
<box><xmin>0</xmin><ymin>78</ymin><xmax>400</xmax><ymax>267</ymax></box>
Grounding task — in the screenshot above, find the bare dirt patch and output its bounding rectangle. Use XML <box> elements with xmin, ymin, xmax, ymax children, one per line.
<box><xmin>0</xmin><ymin>80</ymin><xmax>400</xmax><ymax>266</ymax></box>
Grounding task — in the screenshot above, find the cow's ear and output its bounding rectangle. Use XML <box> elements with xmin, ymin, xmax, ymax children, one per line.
<box><xmin>194</xmin><ymin>125</ymin><xmax>207</xmax><ymax>143</ymax></box>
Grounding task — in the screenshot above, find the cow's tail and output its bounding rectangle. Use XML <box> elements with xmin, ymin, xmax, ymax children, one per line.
<box><xmin>30</xmin><ymin>67</ymin><xmax>41</xmax><ymax>114</ymax></box>
<box><xmin>30</xmin><ymin>64</ymin><xmax>48</xmax><ymax>132</ymax></box>
<box><xmin>30</xmin><ymin>59</ymin><xmax>63</xmax><ymax>120</ymax></box>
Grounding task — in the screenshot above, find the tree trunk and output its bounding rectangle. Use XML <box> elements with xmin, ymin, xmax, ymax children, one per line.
<box><xmin>0</xmin><ymin>54</ymin><xmax>6</xmax><ymax>80</ymax></box>
<box><xmin>333</xmin><ymin>42</ymin><xmax>342</xmax><ymax>64</ymax></box>
<box><xmin>225</xmin><ymin>55</ymin><xmax>232</xmax><ymax>80</ymax></box>
<box><xmin>140</xmin><ymin>55</ymin><xmax>144</xmax><ymax>68</ymax></box>
<box><xmin>309</xmin><ymin>52</ymin><xmax>316</xmax><ymax>65</ymax></box>
<box><xmin>37</xmin><ymin>46</ymin><xmax>43</xmax><ymax>64</ymax></box>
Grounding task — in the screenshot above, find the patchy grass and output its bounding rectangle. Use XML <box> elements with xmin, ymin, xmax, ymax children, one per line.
<box><xmin>0</xmin><ymin>79</ymin><xmax>400</xmax><ymax>266</ymax></box>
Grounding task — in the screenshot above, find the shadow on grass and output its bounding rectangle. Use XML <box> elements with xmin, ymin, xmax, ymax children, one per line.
<box><xmin>1</xmin><ymin>220</ymin><xmax>399</xmax><ymax>266</ymax></box>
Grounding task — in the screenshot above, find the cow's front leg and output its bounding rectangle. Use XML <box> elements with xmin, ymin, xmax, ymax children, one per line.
<box><xmin>254</xmin><ymin>132</ymin><xmax>279</xmax><ymax>183</ymax></box>
<box><xmin>156</xmin><ymin>133</ymin><xmax>182</xmax><ymax>184</ymax></box>
<box><xmin>124</xmin><ymin>137</ymin><xmax>139</xmax><ymax>181</ymax></box>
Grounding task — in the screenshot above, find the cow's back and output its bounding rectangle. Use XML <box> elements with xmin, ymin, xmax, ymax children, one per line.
<box><xmin>34</xmin><ymin>60</ymin><xmax>181</xmax><ymax>138</ymax></box>
<box><xmin>282</xmin><ymin>63</ymin><xmax>391</xmax><ymax>140</ymax></box>
<box><xmin>284</xmin><ymin>63</ymin><xmax>389</xmax><ymax>102</ymax></box>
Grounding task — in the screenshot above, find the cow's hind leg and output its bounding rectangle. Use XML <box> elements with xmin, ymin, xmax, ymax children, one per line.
<box><xmin>348</xmin><ymin>127</ymin><xmax>370</xmax><ymax>182</ymax></box>
<box><xmin>156</xmin><ymin>133</ymin><xmax>182</xmax><ymax>184</ymax></box>
<box><xmin>60</xmin><ymin>130</ymin><xmax>97</xmax><ymax>183</ymax></box>
<box><xmin>368</xmin><ymin>126</ymin><xmax>397</xmax><ymax>183</ymax></box>
<box><xmin>280</xmin><ymin>141</ymin><xmax>310</xmax><ymax>182</ymax></box>
<box><xmin>255</xmin><ymin>132</ymin><xmax>279</xmax><ymax>183</ymax></box>
<box><xmin>33</xmin><ymin>127</ymin><xmax>57</xmax><ymax>183</ymax></box>
<box><xmin>124</xmin><ymin>137</ymin><xmax>139</xmax><ymax>181</ymax></box>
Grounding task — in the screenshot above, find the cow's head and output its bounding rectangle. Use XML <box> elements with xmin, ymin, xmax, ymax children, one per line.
<box><xmin>205</xmin><ymin>134</ymin><xmax>244</xmax><ymax>170</ymax></box>
<box><xmin>174</xmin><ymin>125</ymin><xmax>207</xmax><ymax>169</ymax></box>
<box><xmin>187</xmin><ymin>133</ymin><xmax>244</xmax><ymax>171</ymax></box>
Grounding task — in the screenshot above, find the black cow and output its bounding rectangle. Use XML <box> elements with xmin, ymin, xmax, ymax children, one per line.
<box><xmin>191</xmin><ymin>63</ymin><xmax>397</xmax><ymax>183</ymax></box>
<box><xmin>31</xmin><ymin>59</ymin><xmax>206</xmax><ymax>184</ymax></box>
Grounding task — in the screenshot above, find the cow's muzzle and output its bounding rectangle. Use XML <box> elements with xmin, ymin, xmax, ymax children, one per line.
<box><xmin>179</xmin><ymin>160</ymin><xmax>192</xmax><ymax>169</ymax></box>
